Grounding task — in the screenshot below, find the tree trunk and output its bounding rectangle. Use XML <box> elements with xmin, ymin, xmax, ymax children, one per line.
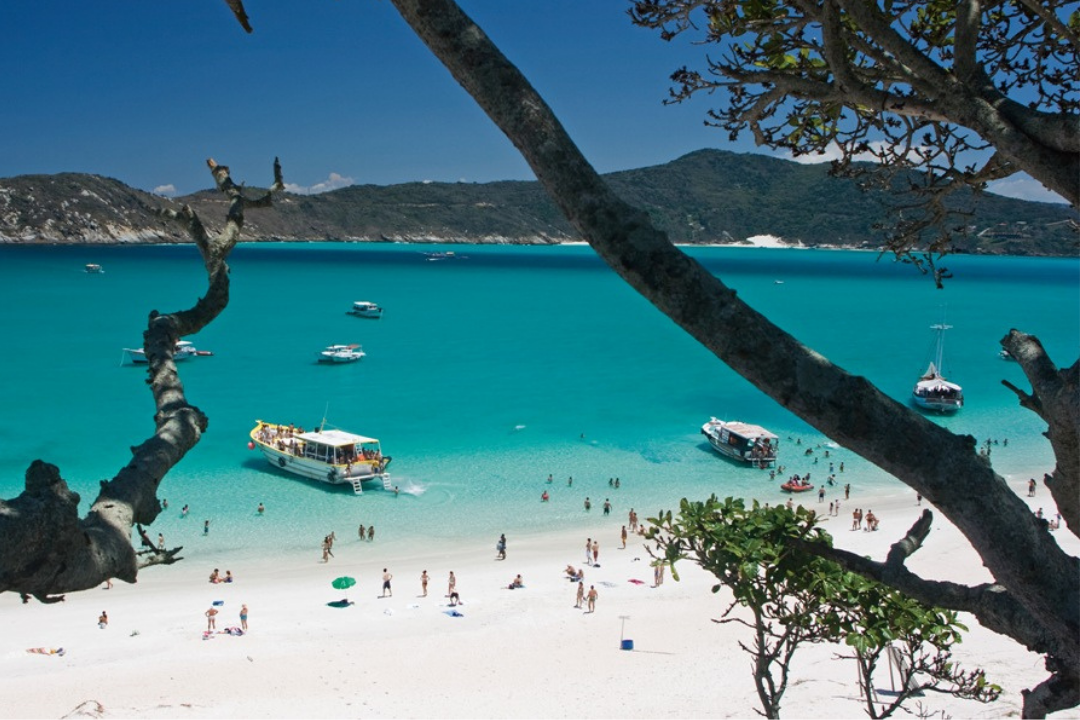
<box><xmin>388</xmin><ymin>0</ymin><xmax>1079</xmax><ymax>714</ymax></box>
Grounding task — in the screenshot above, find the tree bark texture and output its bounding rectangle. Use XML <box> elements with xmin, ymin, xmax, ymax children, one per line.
<box><xmin>0</xmin><ymin>159</ymin><xmax>282</xmax><ymax>602</ymax></box>
<box><xmin>388</xmin><ymin>0</ymin><xmax>1078</xmax><ymax>714</ymax></box>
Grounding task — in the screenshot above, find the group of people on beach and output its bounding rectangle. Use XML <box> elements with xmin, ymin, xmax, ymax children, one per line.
<box><xmin>851</xmin><ymin>508</ymin><xmax>878</xmax><ymax>531</ymax></box>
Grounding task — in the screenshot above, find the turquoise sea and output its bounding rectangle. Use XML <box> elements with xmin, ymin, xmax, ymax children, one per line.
<box><xmin>0</xmin><ymin>243</ymin><xmax>1076</xmax><ymax>563</ymax></box>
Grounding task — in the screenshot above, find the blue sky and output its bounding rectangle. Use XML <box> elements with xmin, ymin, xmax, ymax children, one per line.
<box><xmin>1</xmin><ymin>1</ymin><xmax>1062</xmax><ymax>203</ymax></box>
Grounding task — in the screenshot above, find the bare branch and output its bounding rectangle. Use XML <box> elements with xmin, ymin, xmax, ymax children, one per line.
<box><xmin>0</xmin><ymin>159</ymin><xmax>281</xmax><ymax>600</ymax></box>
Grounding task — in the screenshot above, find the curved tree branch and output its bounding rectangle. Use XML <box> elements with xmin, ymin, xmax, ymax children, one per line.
<box><xmin>0</xmin><ymin>158</ymin><xmax>282</xmax><ymax>601</ymax></box>
<box><xmin>387</xmin><ymin>0</ymin><xmax>1078</xmax><ymax>711</ymax></box>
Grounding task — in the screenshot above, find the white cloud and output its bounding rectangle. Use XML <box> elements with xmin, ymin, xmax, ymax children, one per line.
<box><xmin>776</xmin><ymin>141</ymin><xmax>888</xmax><ymax>165</ymax></box>
<box><xmin>153</xmin><ymin>184</ymin><xmax>178</xmax><ymax>197</ymax></box>
<box><xmin>987</xmin><ymin>174</ymin><xmax>1068</xmax><ymax>204</ymax></box>
<box><xmin>285</xmin><ymin>172</ymin><xmax>355</xmax><ymax>195</ymax></box>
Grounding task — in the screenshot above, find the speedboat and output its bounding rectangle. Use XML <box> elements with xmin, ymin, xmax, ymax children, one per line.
<box><xmin>249</xmin><ymin>420</ymin><xmax>392</xmax><ymax>494</ymax></box>
<box><xmin>85</xmin><ymin>263</ymin><xmax>104</xmax><ymax>273</ymax></box>
<box><xmin>317</xmin><ymin>344</ymin><xmax>365</xmax><ymax>363</ymax></box>
<box><xmin>700</xmin><ymin>418</ymin><xmax>779</xmax><ymax>467</ymax></box>
<box><xmin>347</xmin><ymin>301</ymin><xmax>383</xmax><ymax>319</ymax></box>
<box><xmin>912</xmin><ymin>320</ymin><xmax>963</xmax><ymax>413</ymax></box>
<box><xmin>123</xmin><ymin>340</ymin><xmax>209</xmax><ymax>364</ymax></box>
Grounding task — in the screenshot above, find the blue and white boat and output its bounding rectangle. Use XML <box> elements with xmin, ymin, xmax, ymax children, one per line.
<box><xmin>912</xmin><ymin>321</ymin><xmax>963</xmax><ymax>413</ymax></box>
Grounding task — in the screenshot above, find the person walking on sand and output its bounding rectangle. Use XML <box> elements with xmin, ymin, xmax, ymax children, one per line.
<box><xmin>205</xmin><ymin>606</ymin><xmax>218</xmax><ymax>631</ymax></box>
<box><xmin>448</xmin><ymin>571</ymin><xmax>456</xmax><ymax>597</ymax></box>
<box><xmin>575</xmin><ymin>580</ymin><xmax>584</xmax><ymax>608</ymax></box>
<box><xmin>592</xmin><ymin>539</ymin><xmax>599</xmax><ymax>566</ymax></box>
<box><xmin>586</xmin><ymin>585</ymin><xmax>598</xmax><ymax>613</ymax></box>
<box><xmin>621</xmin><ymin>525</ymin><xmax>628</xmax><ymax>549</ymax></box>
<box><xmin>98</xmin><ymin>611</ymin><xmax>108</xmax><ymax>629</ymax></box>
<box><xmin>421</xmin><ymin>570</ymin><xmax>429</xmax><ymax>597</ymax></box>
<box><xmin>240</xmin><ymin>604</ymin><xmax>249</xmax><ymax>632</ymax></box>
<box><xmin>629</xmin><ymin>508</ymin><xmax>638</xmax><ymax>532</ymax></box>
<box><xmin>584</xmin><ymin>538</ymin><xmax>592</xmax><ymax>566</ymax></box>
<box><xmin>382</xmin><ymin>568</ymin><xmax>393</xmax><ymax>597</ymax></box>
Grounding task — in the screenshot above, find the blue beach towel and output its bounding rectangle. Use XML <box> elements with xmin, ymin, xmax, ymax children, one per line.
<box><xmin>212</xmin><ymin>600</ymin><xmax>225</xmax><ymax>606</ymax></box>
<box><xmin>444</xmin><ymin>610</ymin><xmax>464</xmax><ymax>617</ymax></box>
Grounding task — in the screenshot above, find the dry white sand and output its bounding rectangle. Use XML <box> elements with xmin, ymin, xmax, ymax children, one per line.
<box><xmin>1</xmin><ymin>477</ymin><xmax>1074</xmax><ymax>719</ymax></box>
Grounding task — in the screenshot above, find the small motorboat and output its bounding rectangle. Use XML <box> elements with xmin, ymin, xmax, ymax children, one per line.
<box><xmin>347</xmin><ymin>301</ymin><xmax>383</xmax><ymax>319</ymax></box>
<box><xmin>123</xmin><ymin>340</ymin><xmax>208</xmax><ymax>364</ymax></box>
<box><xmin>780</xmin><ymin>481</ymin><xmax>815</xmax><ymax>493</ymax></box>
<box><xmin>317</xmin><ymin>344</ymin><xmax>366</xmax><ymax>364</ymax></box>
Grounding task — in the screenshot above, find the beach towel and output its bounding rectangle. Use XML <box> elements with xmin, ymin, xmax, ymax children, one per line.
<box><xmin>599</xmin><ymin>581</ymin><xmax>618</xmax><ymax>588</ymax></box>
<box><xmin>444</xmin><ymin>610</ymin><xmax>464</xmax><ymax>618</ymax></box>
<box><xmin>212</xmin><ymin>600</ymin><xmax>225</xmax><ymax>606</ymax></box>
<box><xmin>628</xmin><ymin>579</ymin><xmax>646</xmax><ymax>585</ymax></box>
<box><xmin>26</xmin><ymin>647</ymin><xmax>64</xmax><ymax>656</ymax></box>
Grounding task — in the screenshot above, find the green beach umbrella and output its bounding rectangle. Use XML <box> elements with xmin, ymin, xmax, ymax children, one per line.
<box><xmin>332</xmin><ymin>576</ymin><xmax>356</xmax><ymax>601</ymax></box>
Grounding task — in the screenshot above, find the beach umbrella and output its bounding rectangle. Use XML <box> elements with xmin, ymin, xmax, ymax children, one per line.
<box><xmin>332</xmin><ymin>576</ymin><xmax>356</xmax><ymax>601</ymax></box>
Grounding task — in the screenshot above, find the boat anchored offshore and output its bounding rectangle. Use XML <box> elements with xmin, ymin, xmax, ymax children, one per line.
<box><xmin>85</xmin><ymin>263</ymin><xmax>104</xmax><ymax>273</ymax></box>
<box><xmin>123</xmin><ymin>340</ymin><xmax>211</xmax><ymax>364</ymax></box>
<box><xmin>701</xmin><ymin>418</ymin><xmax>778</xmax><ymax>467</ymax></box>
<box><xmin>249</xmin><ymin>420</ymin><xmax>392</xmax><ymax>494</ymax></box>
<box><xmin>912</xmin><ymin>320</ymin><xmax>963</xmax><ymax>413</ymax></box>
<box><xmin>347</xmin><ymin>300</ymin><xmax>383</xmax><ymax>319</ymax></box>
<box><xmin>316</xmin><ymin>344</ymin><xmax>365</xmax><ymax>363</ymax></box>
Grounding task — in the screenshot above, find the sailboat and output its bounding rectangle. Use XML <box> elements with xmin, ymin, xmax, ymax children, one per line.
<box><xmin>911</xmin><ymin>318</ymin><xmax>963</xmax><ymax>413</ymax></box>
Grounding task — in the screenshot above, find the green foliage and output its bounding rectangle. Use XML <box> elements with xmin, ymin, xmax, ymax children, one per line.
<box><xmin>648</xmin><ymin>496</ymin><xmax>1000</xmax><ymax>718</ymax></box>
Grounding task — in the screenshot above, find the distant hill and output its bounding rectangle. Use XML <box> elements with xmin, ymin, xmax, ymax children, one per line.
<box><xmin>0</xmin><ymin>149</ymin><xmax>1075</xmax><ymax>255</ymax></box>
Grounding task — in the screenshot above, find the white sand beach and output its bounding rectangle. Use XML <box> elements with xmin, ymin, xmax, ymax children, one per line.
<box><xmin>1</xmin><ymin>477</ymin><xmax>1074</xmax><ymax>719</ymax></box>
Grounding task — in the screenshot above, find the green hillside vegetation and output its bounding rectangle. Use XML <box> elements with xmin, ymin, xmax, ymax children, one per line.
<box><xmin>1</xmin><ymin>150</ymin><xmax>1075</xmax><ymax>254</ymax></box>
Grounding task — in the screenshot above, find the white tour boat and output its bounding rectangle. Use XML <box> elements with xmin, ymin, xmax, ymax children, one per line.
<box><xmin>347</xmin><ymin>300</ymin><xmax>383</xmax><ymax>318</ymax></box>
<box><xmin>123</xmin><ymin>340</ymin><xmax>211</xmax><ymax>364</ymax></box>
<box><xmin>249</xmin><ymin>420</ymin><xmax>392</xmax><ymax>494</ymax></box>
<box><xmin>85</xmin><ymin>263</ymin><xmax>104</xmax><ymax>274</ymax></box>
<box><xmin>317</xmin><ymin>344</ymin><xmax>366</xmax><ymax>363</ymax></box>
<box><xmin>701</xmin><ymin>418</ymin><xmax>779</xmax><ymax>467</ymax></box>
<box><xmin>912</xmin><ymin>320</ymin><xmax>963</xmax><ymax>413</ymax></box>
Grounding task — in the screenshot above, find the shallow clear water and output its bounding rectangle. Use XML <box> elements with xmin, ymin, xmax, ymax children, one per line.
<box><xmin>0</xmin><ymin>243</ymin><xmax>1075</xmax><ymax>560</ymax></box>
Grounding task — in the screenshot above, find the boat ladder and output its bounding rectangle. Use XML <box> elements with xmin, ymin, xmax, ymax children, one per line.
<box><xmin>350</xmin><ymin>477</ymin><xmax>364</xmax><ymax>495</ymax></box>
<box><xmin>381</xmin><ymin>474</ymin><xmax>393</xmax><ymax>491</ymax></box>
